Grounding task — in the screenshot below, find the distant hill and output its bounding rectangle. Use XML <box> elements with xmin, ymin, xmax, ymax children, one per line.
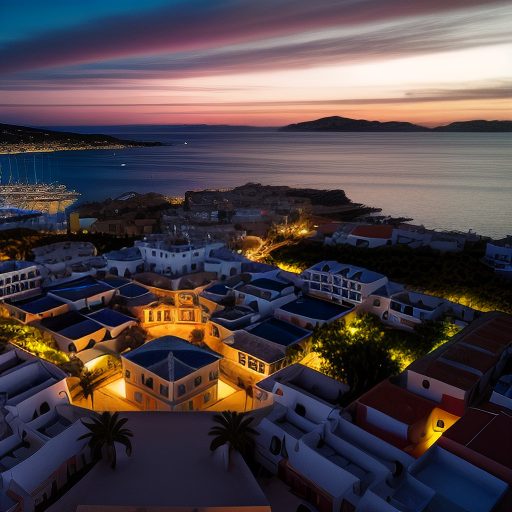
<box><xmin>433</xmin><ymin>120</ymin><xmax>512</xmax><ymax>132</ymax></box>
<box><xmin>0</xmin><ymin>122</ymin><xmax>162</xmax><ymax>153</ymax></box>
<box><xmin>281</xmin><ymin>116</ymin><xmax>512</xmax><ymax>132</ymax></box>
<box><xmin>280</xmin><ymin>116</ymin><xmax>429</xmax><ymax>132</ymax></box>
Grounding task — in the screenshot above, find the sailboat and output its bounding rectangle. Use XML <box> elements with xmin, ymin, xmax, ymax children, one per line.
<box><xmin>0</xmin><ymin>154</ymin><xmax>80</xmax><ymax>214</ymax></box>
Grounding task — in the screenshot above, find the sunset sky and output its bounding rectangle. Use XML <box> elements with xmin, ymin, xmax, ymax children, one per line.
<box><xmin>1</xmin><ymin>0</ymin><xmax>511</xmax><ymax>126</ymax></box>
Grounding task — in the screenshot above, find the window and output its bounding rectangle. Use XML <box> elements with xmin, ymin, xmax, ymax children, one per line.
<box><xmin>203</xmin><ymin>392</ymin><xmax>211</xmax><ymax>404</ymax></box>
<box><xmin>157</xmin><ymin>311</ymin><xmax>162</xmax><ymax>322</ymax></box>
<box><xmin>125</xmin><ymin>369</ymin><xmax>131</xmax><ymax>379</ymax></box>
<box><xmin>188</xmin><ymin>400</ymin><xmax>194</xmax><ymax>411</ymax></box>
<box><xmin>238</xmin><ymin>353</ymin><xmax>246</xmax><ymax>366</ymax></box>
<box><xmin>295</xmin><ymin>403</ymin><xmax>306</xmax><ymax>417</ymax></box>
<box><xmin>248</xmin><ymin>356</ymin><xmax>258</xmax><ymax>371</ymax></box>
<box><xmin>152</xmin><ymin>250</ymin><xmax>156</xmax><ymax>257</ymax></box>
<box><xmin>211</xmin><ymin>324</ymin><xmax>220</xmax><ymax>338</ymax></box>
<box><xmin>422</xmin><ymin>379</ymin><xmax>430</xmax><ymax>389</ymax></box>
<box><xmin>209</xmin><ymin>370</ymin><xmax>218</xmax><ymax>381</ymax></box>
<box><xmin>144</xmin><ymin>377</ymin><xmax>154</xmax><ymax>389</ymax></box>
<box><xmin>160</xmin><ymin>384</ymin><xmax>169</xmax><ymax>397</ymax></box>
<box><xmin>258</xmin><ymin>362</ymin><xmax>265</xmax><ymax>374</ymax></box>
<box><xmin>148</xmin><ymin>310</ymin><xmax>154</xmax><ymax>322</ymax></box>
<box><xmin>270</xmin><ymin>436</ymin><xmax>282</xmax><ymax>455</ymax></box>
<box><xmin>436</xmin><ymin>419</ymin><xmax>445</xmax><ymax>429</ymax></box>
<box><xmin>191</xmin><ymin>263</ymin><xmax>197</xmax><ymax>270</ymax></box>
<box><xmin>194</xmin><ymin>376</ymin><xmax>202</xmax><ymax>387</ymax></box>
<box><xmin>373</xmin><ymin>298</ymin><xmax>381</xmax><ymax>307</ymax></box>
<box><xmin>134</xmin><ymin>392</ymin><xmax>143</xmax><ymax>403</ymax></box>
<box><xmin>164</xmin><ymin>310</ymin><xmax>171</xmax><ymax>321</ymax></box>
<box><xmin>178</xmin><ymin>384</ymin><xmax>186</xmax><ymax>396</ymax></box>
<box><xmin>39</xmin><ymin>401</ymin><xmax>50</xmax><ymax>415</ymax></box>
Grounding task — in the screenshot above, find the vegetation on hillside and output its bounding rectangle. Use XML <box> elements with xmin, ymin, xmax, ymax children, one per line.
<box><xmin>268</xmin><ymin>240</ymin><xmax>512</xmax><ymax>314</ymax></box>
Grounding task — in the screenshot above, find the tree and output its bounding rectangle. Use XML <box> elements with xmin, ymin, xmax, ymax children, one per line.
<box><xmin>78</xmin><ymin>369</ymin><xmax>102</xmax><ymax>410</ymax></box>
<box><xmin>189</xmin><ymin>327</ymin><xmax>205</xmax><ymax>346</ymax></box>
<box><xmin>208</xmin><ymin>411</ymin><xmax>259</xmax><ymax>460</ymax></box>
<box><xmin>313</xmin><ymin>315</ymin><xmax>400</xmax><ymax>402</ymax></box>
<box><xmin>78</xmin><ymin>412</ymin><xmax>133</xmax><ymax>470</ymax></box>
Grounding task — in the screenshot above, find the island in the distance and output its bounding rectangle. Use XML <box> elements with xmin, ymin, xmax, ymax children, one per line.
<box><xmin>0</xmin><ymin>122</ymin><xmax>163</xmax><ymax>154</ymax></box>
<box><xmin>280</xmin><ymin>116</ymin><xmax>512</xmax><ymax>132</ymax></box>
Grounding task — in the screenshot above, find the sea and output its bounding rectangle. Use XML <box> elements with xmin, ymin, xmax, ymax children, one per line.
<box><xmin>2</xmin><ymin>127</ymin><xmax>511</xmax><ymax>239</ymax></box>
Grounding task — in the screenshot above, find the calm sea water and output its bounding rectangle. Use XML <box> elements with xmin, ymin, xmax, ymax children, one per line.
<box><xmin>3</xmin><ymin>128</ymin><xmax>511</xmax><ymax>238</ymax></box>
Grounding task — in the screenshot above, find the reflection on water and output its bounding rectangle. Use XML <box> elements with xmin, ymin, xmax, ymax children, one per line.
<box><xmin>2</xmin><ymin>130</ymin><xmax>510</xmax><ymax>237</ymax></box>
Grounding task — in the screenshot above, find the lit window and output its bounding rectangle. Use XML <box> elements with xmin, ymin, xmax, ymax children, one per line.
<box><xmin>238</xmin><ymin>353</ymin><xmax>246</xmax><ymax>366</ymax></box>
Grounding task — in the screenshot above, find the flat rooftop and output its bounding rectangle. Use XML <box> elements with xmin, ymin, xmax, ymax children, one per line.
<box><xmin>257</xmin><ymin>363</ymin><xmax>349</xmax><ymax>405</ymax></box>
<box><xmin>230</xmin><ymin>331</ymin><xmax>285</xmax><ymax>364</ymax></box>
<box><xmin>40</xmin><ymin>311</ymin><xmax>104</xmax><ymax>340</ymax></box>
<box><xmin>279</xmin><ymin>296</ymin><xmax>353</xmax><ymax>320</ymax></box>
<box><xmin>6</xmin><ymin>295</ymin><xmax>65</xmax><ymax>314</ymax></box>
<box><xmin>48</xmin><ymin>412</ymin><xmax>269</xmax><ymax>512</ymax></box>
<box><xmin>246</xmin><ymin>318</ymin><xmax>310</xmax><ymax>347</ymax></box>
<box><xmin>441</xmin><ymin>407</ymin><xmax>512</xmax><ymax>473</ymax></box>
<box><xmin>47</xmin><ymin>276</ymin><xmax>113</xmax><ymax>302</ymax></box>
<box><xmin>86</xmin><ymin>308</ymin><xmax>136</xmax><ymax>328</ymax></box>
<box><xmin>249</xmin><ymin>277</ymin><xmax>291</xmax><ymax>292</ymax></box>
<box><xmin>118</xmin><ymin>282</ymin><xmax>151</xmax><ymax>298</ymax></box>
<box><xmin>357</xmin><ymin>380</ymin><xmax>438</xmax><ymax>426</ymax></box>
<box><xmin>124</xmin><ymin>336</ymin><xmax>219</xmax><ymax>381</ymax></box>
<box><xmin>104</xmin><ymin>246</ymin><xmax>142</xmax><ymax>261</ymax></box>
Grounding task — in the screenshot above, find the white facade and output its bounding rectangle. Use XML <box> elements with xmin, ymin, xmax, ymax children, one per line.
<box><xmin>485</xmin><ymin>237</ymin><xmax>512</xmax><ymax>272</ymax></box>
<box><xmin>135</xmin><ymin>236</ymin><xmax>223</xmax><ymax>276</ymax></box>
<box><xmin>0</xmin><ymin>261</ymin><xmax>43</xmax><ymax>301</ymax></box>
<box><xmin>302</xmin><ymin>261</ymin><xmax>388</xmax><ymax>307</ymax></box>
<box><xmin>104</xmin><ymin>247</ymin><xmax>145</xmax><ymax>277</ymax></box>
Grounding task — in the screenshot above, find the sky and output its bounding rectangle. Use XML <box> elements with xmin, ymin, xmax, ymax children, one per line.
<box><xmin>0</xmin><ymin>0</ymin><xmax>511</xmax><ymax>126</ymax></box>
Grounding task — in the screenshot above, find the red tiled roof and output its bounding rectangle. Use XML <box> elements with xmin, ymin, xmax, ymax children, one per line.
<box><xmin>350</xmin><ymin>225</ymin><xmax>394</xmax><ymax>239</ymax></box>
<box><xmin>442</xmin><ymin>408</ymin><xmax>512</xmax><ymax>471</ymax></box>
<box><xmin>357</xmin><ymin>380</ymin><xmax>437</xmax><ymax>425</ymax></box>
<box><xmin>462</xmin><ymin>317</ymin><xmax>512</xmax><ymax>355</ymax></box>
<box><xmin>410</xmin><ymin>359</ymin><xmax>480</xmax><ymax>391</ymax></box>
<box><xmin>441</xmin><ymin>344</ymin><xmax>499</xmax><ymax>375</ymax></box>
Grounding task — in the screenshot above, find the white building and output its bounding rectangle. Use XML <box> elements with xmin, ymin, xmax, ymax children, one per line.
<box><xmin>104</xmin><ymin>246</ymin><xmax>144</xmax><ymax>278</ymax></box>
<box><xmin>302</xmin><ymin>261</ymin><xmax>388</xmax><ymax>307</ymax></box>
<box><xmin>484</xmin><ymin>236</ymin><xmax>512</xmax><ymax>273</ymax></box>
<box><xmin>46</xmin><ymin>276</ymin><xmax>116</xmax><ymax>311</ymax></box>
<box><xmin>0</xmin><ymin>261</ymin><xmax>43</xmax><ymax>302</ymax></box>
<box><xmin>122</xmin><ymin>336</ymin><xmax>221</xmax><ymax>411</ymax></box>
<box><xmin>230</xmin><ymin>271</ymin><xmax>297</xmax><ymax>317</ymax></box>
<box><xmin>134</xmin><ymin>235</ymin><xmax>223</xmax><ymax>276</ymax></box>
<box><xmin>32</xmin><ymin>241</ymin><xmax>106</xmax><ymax>284</ymax></box>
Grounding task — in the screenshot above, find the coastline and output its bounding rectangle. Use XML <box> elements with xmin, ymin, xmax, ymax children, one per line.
<box><xmin>0</xmin><ymin>142</ymin><xmax>162</xmax><ymax>155</ymax></box>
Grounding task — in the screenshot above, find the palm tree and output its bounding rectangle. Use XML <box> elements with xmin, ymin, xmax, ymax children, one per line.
<box><xmin>78</xmin><ymin>412</ymin><xmax>133</xmax><ymax>470</ymax></box>
<box><xmin>78</xmin><ymin>369</ymin><xmax>102</xmax><ymax>410</ymax></box>
<box><xmin>208</xmin><ymin>411</ymin><xmax>258</xmax><ymax>459</ymax></box>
